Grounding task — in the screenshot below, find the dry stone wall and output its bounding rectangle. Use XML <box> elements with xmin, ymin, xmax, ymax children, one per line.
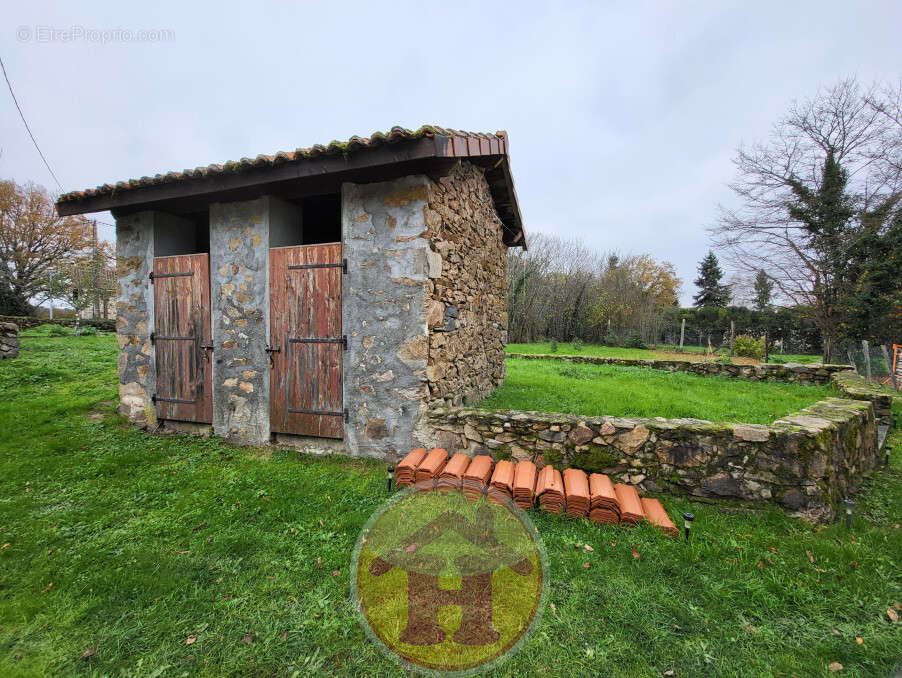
<box><xmin>424</xmin><ymin>162</ymin><xmax>507</xmax><ymax>407</ymax></box>
<box><xmin>0</xmin><ymin>322</ymin><xmax>19</xmax><ymax>358</ymax></box>
<box><xmin>426</xmin><ymin>397</ymin><xmax>880</xmax><ymax>522</ymax></box>
<box><xmin>509</xmin><ymin>353</ymin><xmax>852</xmax><ymax>386</ymax></box>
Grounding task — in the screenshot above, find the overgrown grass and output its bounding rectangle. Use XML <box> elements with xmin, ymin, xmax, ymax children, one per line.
<box><xmin>479</xmin><ymin>358</ymin><xmax>833</xmax><ymax>424</ymax></box>
<box><xmin>507</xmin><ymin>342</ymin><xmax>823</xmax><ymax>365</ymax></box>
<box><xmin>1</xmin><ymin>338</ymin><xmax>900</xmax><ymax>677</ymax></box>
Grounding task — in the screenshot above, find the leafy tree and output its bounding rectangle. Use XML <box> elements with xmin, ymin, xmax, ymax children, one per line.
<box><xmin>692</xmin><ymin>251</ymin><xmax>731</xmax><ymax>308</ymax></box>
<box><xmin>752</xmin><ymin>269</ymin><xmax>774</xmax><ymax>311</ymax></box>
<box><xmin>710</xmin><ymin>78</ymin><xmax>899</xmax><ymax>361</ymax></box>
<box><xmin>0</xmin><ymin>180</ymin><xmax>93</xmax><ymax>314</ymax></box>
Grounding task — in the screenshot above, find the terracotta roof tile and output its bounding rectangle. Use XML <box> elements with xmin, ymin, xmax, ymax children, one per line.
<box><xmin>436</xmin><ymin>452</ymin><xmax>471</xmax><ymax>492</ymax></box>
<box><xmin>513</xmin><ymin>461</ymin><xmax>538</xmax><ymax>509</ymax></box>
<box><xmin>641</xmin><ymin>498</ymin><xmax>679</xmax><ymax>539</ymax></box>
<box><xmin>396</xmin><ymin>447</ymin><xmax>427</xmax><ymax>487</ymax></box>
<box><xmin>56</xmin><ymin>125</ymin><xmax>504</xmax><ymax>204</ymax></box>
<box><xmin>562</xmin><ymin>468</ymin><xmax>590</xmax><ymax>518</ymax></box>
<box><xmin>462</xmin><ymin>454</ymin><xmax>494</xmax><ymax>501</ymax></box>
<box><xmin>490</xmin><ymin>459</ymin><xmax>515</xmax><ymax>497</ymax></box>
<box><xmin>613</xmin><ymin>484</ymin><xmax>645</xmax><ymax>525</ymax></box>
<box><xmin>535</xmin><ymin>465</ymin><xmax>565</xmax><ymax>514</ymax></box>
<box><xmin>415</xmin><ymin>447</ymin><xmax>448</xmax><ymax>485</ymax></box>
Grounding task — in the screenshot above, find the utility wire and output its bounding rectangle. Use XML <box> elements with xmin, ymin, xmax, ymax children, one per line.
<box><xmin>0</xmin><ymin>54</ymin><xmax>63</xmax><ymax>191</ymax></box>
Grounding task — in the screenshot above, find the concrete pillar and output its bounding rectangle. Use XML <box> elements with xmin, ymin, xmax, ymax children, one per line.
<box><xmin>209</xmin><ymin>198</ymin><xmax>273</xmax><ymax>445</ymax></box>
<box><xmin>341</xmin><ymin>176</ymin><xmax>431</xmax><ymax>459</ymax></box>
<box><xmin>114</xmin><ymin>211</ymin><xmax>156</xmax><ymax>426</ymax></box>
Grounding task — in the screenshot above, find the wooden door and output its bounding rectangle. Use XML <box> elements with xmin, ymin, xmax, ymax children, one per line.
<box><xmin>269</xmin><ymin>244</ymin><xmax>343</xmax><ymax>438</ymax></box>
<box><xmin>152</xmin><ymin>253</ymin><xmax>213</xmax><ymax>423</ymax></box>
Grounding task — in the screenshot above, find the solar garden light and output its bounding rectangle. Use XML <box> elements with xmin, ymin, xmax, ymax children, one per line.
<box><xmin>682</xmin><ymin>512</ymin><xmax>694</xmax><ymax>541</ymax></box>
<box><xmin>387</xmin><ymin>466</ymin><xmax>395</xmax><ymax>493</ymax></box>
<box><xmin>844</xmin><ymin>499</ymin><xmax>854</xmax><ymax>530</ymax></box>
<box><xmin>885</xmin><ymin>445</ymin><xmax>893</xmax><ymax>468</ymax></box>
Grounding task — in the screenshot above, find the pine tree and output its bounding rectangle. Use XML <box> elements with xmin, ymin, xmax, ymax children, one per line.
<box><xmin>692</xmin><ymin>251</ymin><xmax>731</xmax><ymax>308</ymax></box>
<box><xmin>752</xmin><ymin>269</ymin><xmax>774</xmax><ymax>311</ymax></box>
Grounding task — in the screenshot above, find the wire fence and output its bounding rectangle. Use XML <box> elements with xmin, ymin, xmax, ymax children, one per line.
<box><xmin>836</xmin><ymin>339</ymin><xmax>900</xmax><ymax>389</ymax></box>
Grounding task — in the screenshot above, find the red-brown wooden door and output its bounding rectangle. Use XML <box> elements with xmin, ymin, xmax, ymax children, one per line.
<box><xmin>152</xmin><ymin>254</ymin><xmax>213</xmax><ymax>423</ymax></box>
<box><xmin>269</xmin><ymin>244</ymin><xmax>343</xmax><ymax>438</ymax></box>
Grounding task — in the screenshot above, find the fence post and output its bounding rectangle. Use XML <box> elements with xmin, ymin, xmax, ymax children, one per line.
<box><xmin>881</xmin><ymin>344</ymin><xmax>898</xmax><ymax>390</ymax></box>
<box><xmin>862</xmin><ymin>340</ymin><xmax>871</xmax><ymax>382</ymax></box>
<box><xmin>729</xmin><ymin>321</ymin><xmax>735</xmax><ymax>357</ymax></box>
<box><xmin>679</xmin><ymin>318</ymin><xmax>685</xmax><ymax>352</ymax></box>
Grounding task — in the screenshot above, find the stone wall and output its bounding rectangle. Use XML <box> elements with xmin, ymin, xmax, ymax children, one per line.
<box><xmin>424</xmin><ymin>162</ymin><xmax>507</xmax><ymax>406</ymax></box>
<box><xmin>0</xmin><ymin>322</ymin><xmax>19</xmax><ymax>358</ymax></box>
<box><xmin>209</xmin><ymin>199</ymin><xmax>272</xmax><ymax>445</ymax></box>
<box><xmin>115</xmin><ymin>211</ymin><xmax>156</xmax><ymax>427</ymax></box>
<box><xmin>830</xmin><ymin>370</ymin><xmax>895</xmax><ymax>423</ymax></box>
<box><xmin>509</xmin><ymin>353</ymin><xmax>852</xmax><ymax>386</ymax></box>
<box><xmin>342</xmin><ymin>176</ymin><xmax>432</xmax><ymax>459</ymax></box>
<box><xmin>426</xmin><ymin>397</ymin><xmax>880</xmax><ymax>522</ymax></box>
<box><xmin>0</xmin><ymin>315</ymin><xmax>115</xmax><ymax>331</ymax></box>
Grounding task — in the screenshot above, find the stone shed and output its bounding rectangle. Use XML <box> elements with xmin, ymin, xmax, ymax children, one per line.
<box><xmin>56</xmin><ymin>126</ymin><xmax>525</xmax><ymax>458</ymax></box>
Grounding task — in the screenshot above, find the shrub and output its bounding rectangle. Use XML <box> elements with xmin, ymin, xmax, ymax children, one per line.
<box><xmin>734</xmin><ymin>334</ymin><xmax>765</xmax><ymax>359</ymax></box>
<box><xmin>571</xmin><ymin>338</ymin><xmax>584</xmax><ymax>352</ymax></box>
<box><xmin>30</xmin><ymin>323</ymin><xmax>73</xmax><ymax>337</ymax></box>
<box><xmin>603</xmin><ymin>333</ymin><xmax>617</xmax><ymax>346</ymax></box>
<box><xmin>77</xmin><ymin>325</ymin><xmax>99</xmax><ymax>336</ymax></box>
<box><xmin>549</xmin><ymin>339</ymin><xmax>558</xmax><ymax>353</ymax></box>
<box><xmin>624</xmin><ymin>333</ymin><xmax>646</xmax><ymax>349</ymax></box>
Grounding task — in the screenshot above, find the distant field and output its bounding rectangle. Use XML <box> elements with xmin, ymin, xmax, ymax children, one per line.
<box><xmin>480</xmin><ymin>357</ymin><xmax>834</xmax><ymax>424</ymax></box>
<box><xmin>506</xmin><ymin>342</ymin><xmax>822</xmax><ymax>365</ymax></box>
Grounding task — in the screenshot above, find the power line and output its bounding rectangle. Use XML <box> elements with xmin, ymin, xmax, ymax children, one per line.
<box><xmin>0</xmin><ymin>54</ymin><xmax>63</xmax><ymax>191</ymax></box>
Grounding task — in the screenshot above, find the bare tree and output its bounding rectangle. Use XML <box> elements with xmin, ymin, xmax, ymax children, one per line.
<box><xmin>710</xmin><ymin>78</ymin><xmax>899</xmax><ymax>360</ymax></box>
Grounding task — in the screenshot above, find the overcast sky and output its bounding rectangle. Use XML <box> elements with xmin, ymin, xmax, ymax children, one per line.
<box><xmin>3</xmin><ymin>1</ymin><xmax>900</xmax><ymax>305</ymax></box>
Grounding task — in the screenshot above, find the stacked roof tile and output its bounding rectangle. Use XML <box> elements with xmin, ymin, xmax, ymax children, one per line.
<box><xmin>392</xmin><ymin>451</ymin><xmax>679</xmax><ymax>538</ymax></box>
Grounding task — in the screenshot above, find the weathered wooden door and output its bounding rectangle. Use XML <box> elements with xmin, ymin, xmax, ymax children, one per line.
<box><xmin>151</xmin><ymin>254</ymin><xmax>213</xmax><ymax>423</ymax></box>
<box><xmin>269</xmin><ymin>244</ymin><xmax>344</xmax><ymax>438</ymax></box>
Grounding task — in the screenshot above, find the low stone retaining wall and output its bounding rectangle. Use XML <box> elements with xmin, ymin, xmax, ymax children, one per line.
<box><xmin>830</xmin><ymin>371</ymin><xmax>895</xmax><ymax>423</ymax></box>
<box><xmin>0</xmin><ymin>322</ymin><xmax>19</xmax><ymax>359</ymax></box>
<box><xmin>508</xmin><ymin>352</ymin><xmax>853</xmax><ymax>385</ymax></box>
<box><xmin>425</xmin><ymin>397</ymin><xmax>879</xmax><ymax>522</ymax></box>
<box><xmin>0</xmin><ymin>315</ymin><xmax>115</xmax><ymax>332</ymax></box>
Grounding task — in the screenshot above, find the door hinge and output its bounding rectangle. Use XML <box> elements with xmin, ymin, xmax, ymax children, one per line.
<box><xmin>342</xmin><ymin>335</ymin><xmax>348</xmax><ymax>351</ymax></box>
<box><xmin>149</xmin><ymin>331</ymin><xmax>155</xmax><ymax>345</ymax></box>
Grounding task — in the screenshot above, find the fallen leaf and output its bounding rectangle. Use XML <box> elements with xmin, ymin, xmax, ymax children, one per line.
<box><xmin>663</xmin><ymin>671</ymin><xmax>676</xmax><ymax>677</ymax></box>
<box><xmin>832</xmin><ymin>629</ymin><xmax>842</xmax><ymax>636</ymax></box>
<box><xmin>319</xmin><ymin>520</ymin><xmax>324</xmax><ymax>527</ymax></box>
<box><xmin>611</xmin><ymin>541</ymin><xmax>617</xmax><ymax>547</ymax></box>
<box><xmin>630</xmin><ymin>545</ymin><xmax>640</xmax><ymax>560</ymax></box>
<box><xmin>550</xmin><ymin>602</ymin><xmax>556</xmax><ymax>613</ymax></box>
<box><xmin>582</xmin><ymin>562</ymin><xmax>590</xmax><ymax>569</ymax></box>
<box><xmin>855</xmin><ymin>636</ymin><xmax>863</xmax><ymax>644</ymax></box>
<box><xmin>893</xmin><ymin>601</ymin><xmax>901</xmax><ymax>611</ymax></box>
<box><xmin>267</xmin><ymin>576</ymin><xmax>275</xmax><ymax>582</ymax></box>
<box><xmin>742</xmin><ymin>623</ymin><xmax>758</xmax><ymax>634</ymax></box>
<box><xmin>243</xmin><ymin>634</ymin><xmax>253</xmax><ymax>644</ymax></box>
<box><xmin>769</xmin><ymin>547</ymin><xmax>778</xmax><ymax>553</ymax></box>
<box><xmin>815</xmin><ymin>568</ymin><xmax>826</xmax><ymax>573</ymax></box>
<box><xmin>584</xmin><ymin>544</ymin><xmax>594</xmax><ymax>552</ymax></box>
<box><xmin>405</xmin><ymin>544</ymin><xmax>418</xmax><ymax>553</ymax></box>
<box><xmin>0</xmin><ymin>543</ymin><xmax>9</xmax><ymax>551</ymax></box>
<box><xmin>313</xmin><ymin>612</ymin><xmax>320</xmax><ymax>618</ymax></box>
<box><xmin>888</xmin><ymin>608</ymin><xmax>899</xmax><ymax>623</ymax></box>
<box><xmin>756</xmin><ymin>560</ymin><xmax>764</xmax><ymax>569</ymax></box>
<box><xmin>672</xmin><ymin>624</ymin><xmax>682</xmax><ymax>631</ymax></box>
<box><xmin>316</xmin><ymin>557</ymin><xmax>322</xmax><ymax>568</ymax></box>
<box><xmin>81</xmin><ymin>648</ymin><xmax>96</xmax><ymax>659</ymax></box>
<box><xmin>43</xmin><ymin>581</ymin><xmax>53</xmax><ymax>592</ymax></box>
<box><xmin>174</xmin><ymin>550</ymin><xmax>189</xmax><ymax>555</ymax></box>
<box><xmin>806</xmin><ymin>550</ymin><xmax>815</xmax><ymax>564</ymax></box>
<box><xmin>192</xmin><ymin>521</ymin><xmax>207</xmax><ymax>532</ymax></box>
<box><xmin>828</xmin><ymin>661</ymin><xmax>843</xmax><ymax>672</ymax></box>
<box><xmin>280</xmin><ymin>631</ymin><xmax>288</xmax><ymax>641</ymax></box>
<box><xmin>574</xmin><ymin>543</ymin><xmax>582</xmax><ymax>550</ymax></box>
<box><xmin>850</xmin><ymin>535</ymin><xmax>857</xmax><ymax>543</ymax></box>
<box><xmin>332</xmin><ymin>570</ymin><xmax>340</xmax><ymax>576</ymax></box>
<box><xmin>848</xmin><ymin>561</ymin><xmax>859</xmax><ymax>570</ymax></box>
<box><xmin>185</xmin><ymin>636</ymin><xmax>196</xmax><ymax>645</ymax></box>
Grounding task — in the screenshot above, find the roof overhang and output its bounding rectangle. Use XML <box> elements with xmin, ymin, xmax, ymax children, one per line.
<box><xmin>56</xmin><ymin>127</ymin><xmax>526</xmax><ymax>248</ymax></box>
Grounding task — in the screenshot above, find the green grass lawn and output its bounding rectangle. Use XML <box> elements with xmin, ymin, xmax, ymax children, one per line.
<box><xmin>480</xmin><ymin>358</ymin><xmax>834</xmax><ymax>424</ymax></box>
<box><xmin>506</xmin><ymin>342</ymin><xmax>823</xmax><ymax>365</ymax></box>
<box><xmin>1</xmin><ymin>337</ymin><xmax>901</xmax><ymax>677</ymax></box>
